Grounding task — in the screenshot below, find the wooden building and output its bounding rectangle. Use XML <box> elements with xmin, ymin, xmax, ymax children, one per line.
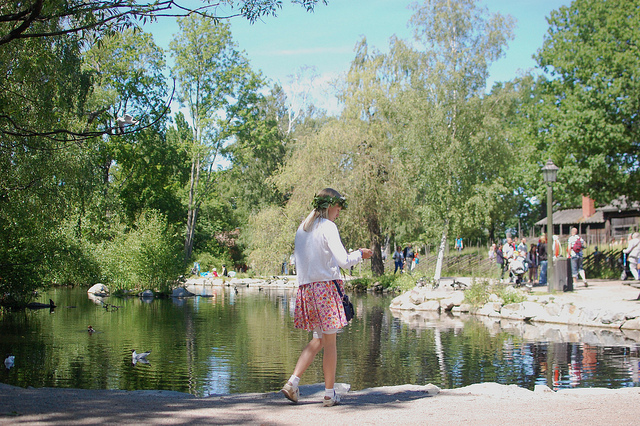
<box><xmin>535</xmin><ymin>196</ymin><xmax>640</xmax><ymax>245</ymax></box>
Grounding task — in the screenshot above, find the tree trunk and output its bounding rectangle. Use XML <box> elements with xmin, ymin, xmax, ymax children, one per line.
<box><xmin>367</xmin><ymin>212</ymin><xmax>384</xmax><ymax>276</ymax></box>
<box><xmin>434</xmin><ymin>220</ymin><xmax>448</xmax><ymax>282</ymax></box>
<box><xmin>184</xmin><ymin>157</ymin><xmax>201</xmax><ymax>264</ymax></box>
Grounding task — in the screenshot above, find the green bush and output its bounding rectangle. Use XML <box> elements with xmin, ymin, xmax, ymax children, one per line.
<box><xmin>464</xmin><ymin>279</ymin><xmax>528</xmax><ymax>306</ymax></box>
<box><xmin>394</xmin><ymin>273</ymin><xmax>418</xmax><ymax>291</ymax></box>
<box><xmin>377</xmin><ymin>274</ymin><xmax>400</xmax><ymax>289</ymax></box>
<box><xmin>464</xmin><ymin>280</ymin><xmax>492</xmax><ymax>306</ymax></box>
<box><xmin>1</xmin><ymin>221</ymin><xmax>101</xmax><ymax>307</ymax></box>
<box><xmin>347</xmin><ymin>277</ymin><xmax>370</xmax><ymax>291</ymax></box>
<box><xmin>97</xmin><ymin>210</ymin><xmax>182</xmax><ymax>293</ymax></box>
<box><xmin>494</xmin><ymin>286</ymin><xmax>528</xmax><ymax>304</ymax></box>
<box><xmin>42</xmin><ymin>234</ymin><xmax>101</xmax><ymax>287</ymax></box>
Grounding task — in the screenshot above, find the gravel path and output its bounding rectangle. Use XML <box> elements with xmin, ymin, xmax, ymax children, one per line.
<box><xmin>1</xmin><ymin>382</ymin><xmax>638</xmax><ymax>425</ymax></box>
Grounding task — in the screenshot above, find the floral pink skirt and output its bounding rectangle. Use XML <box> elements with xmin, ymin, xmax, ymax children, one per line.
<box><xmin>294</xmin><ymin>280</ymin><xmax>347</xmax><ymax>332</ymax></box>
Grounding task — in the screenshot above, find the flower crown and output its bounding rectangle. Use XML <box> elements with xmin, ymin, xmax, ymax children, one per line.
<box><xmin>312</xmin><ymin>195</ymin><xmax>348</xmax><ymax>210</ymax></box>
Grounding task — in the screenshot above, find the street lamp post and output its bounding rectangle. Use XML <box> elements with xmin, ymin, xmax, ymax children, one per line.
<box><xmin>542</xmin><ymin>159</ymin><xmax>559</xmax><ymax>290</ymax></box>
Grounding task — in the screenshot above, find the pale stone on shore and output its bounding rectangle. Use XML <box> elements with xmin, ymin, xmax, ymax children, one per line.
<box><xmin>416</xmin><ymin>300</ymin><xmax>441</xmax><ymax>311</ymax></box>
<box><xmin>87</xmin><ymin>283</ymin><xmax>109</xmax><ymax>297</ymax></box>
<box><xmin>534</xmin><ymin>385</ymin><xmax>554</xmax><ymax>393</ymax></box>
<box><xmin>389</xmin><ymin>279</ymin><xmax>640</xmax><ymax>343</ymax></box>
<box><xmin>621</xmin><ymin>318</ymin><xmax>640</xmax><ymax>330</ymax></box>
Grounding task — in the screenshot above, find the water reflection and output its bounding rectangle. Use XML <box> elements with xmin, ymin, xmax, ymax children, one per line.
<box><xmin>0</xmin><ymin>286</ymin><xmax>638</xmax><ymax>396</ymax></box>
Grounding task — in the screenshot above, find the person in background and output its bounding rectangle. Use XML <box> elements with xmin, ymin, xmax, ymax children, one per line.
<box><xmin>455</xmin><ymin>236</ymin><xmax>464</xmax><ymax>253</ymax></box>
<box><xmin>488</xmin><ymin>243</ymin><xmax>496</xmax><ymax>262</ymax></box>
<box><xmin>552</xmin><ymin>235</ymin><xmax>562</xmax><ymax>261</ymax></box>
<box><xmin>567</xmin><ymin>227</ymin><xmax>588</xmax><ymax>287</ymax></box>
<box><xmin>527</xmin><ymin>244</ymin><xmax>539</xmax><ymax>285</ymax></box>
<box><xmin>393</xmin><ymin>246</ymin><xmax>404</xmax><ymax>274</ymax></box>
<box><xmin>623</xmin><ymin>232</ymin><xmax>640</xmax><ymax>281</ymax></box>
<box><xmin>518</xmin><ymin>238</ymin><xmax>528</xmax><ymax>254</ymax></box>
<box><xmin>502</xmin><ymin>237</ymin><xmax>515</xmax><ymax>260</ymax></box>
<box><xmin>496</xmin><ymin>242</ymin><xmax>505</xmax><ymax>281</ymax></box>
<box><xmin>501</xmin><ymin>237</ymin><xmax>516</xmax><ymax>283</ymax></box>
<box><xmin>403</xmin><ymin>244</ymin><xmax>415</xmax><ymax>273</ymax></box>
<box><xmin>281</xmin><ymin>188</ymin><xmax>372</xmax><ymax>407</ymax></box>
<box><xmin>537</xmin><ymin>234</ymin><xmax>548</xmax><ymax>286</ymax></box>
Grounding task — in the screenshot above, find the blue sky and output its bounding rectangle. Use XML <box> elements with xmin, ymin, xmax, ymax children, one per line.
<box><xmin>146</xmin><ymin>0</ymin><xmax>571</xmax><ymax>114</ymax></box>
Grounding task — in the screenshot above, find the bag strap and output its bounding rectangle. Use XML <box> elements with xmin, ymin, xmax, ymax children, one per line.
<box><xmin>333</xmin><ymin>280</ymin><xmax>345</xmax><ymax>298</ymax></box>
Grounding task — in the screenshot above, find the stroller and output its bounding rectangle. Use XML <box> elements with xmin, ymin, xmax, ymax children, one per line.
<box><xmin>508</xmin><ymin>254</ymin><xmax>529</xmax><ymax>286</ymax></box>
<box><xmin>620</xmin><ymin>253</ymin><xmax>633</xmax><ymax>281</ymax></box>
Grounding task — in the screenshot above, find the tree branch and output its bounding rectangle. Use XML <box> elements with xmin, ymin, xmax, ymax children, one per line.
<box><xmin>0</xmin><ymin>1</ymin><xmax>326</xmax><ymax>46</ymax></box>
<box><xmin>0</xmin><ymin>81</ymin><xmax>176</xmax><ymax>145</ymax></box>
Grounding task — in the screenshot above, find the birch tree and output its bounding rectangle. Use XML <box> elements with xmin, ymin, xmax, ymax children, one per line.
<box><xmin>398</xmin><ymin>0</ymin><xmax>515</xmax><ymax>279</ymax></box>
<box><xmin>170</xmin><ymin>15</ymin><xmax>262</xmax><ymax>263</ymax></box>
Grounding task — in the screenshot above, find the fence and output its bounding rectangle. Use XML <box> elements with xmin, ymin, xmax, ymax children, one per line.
<box><xmin>582</xmin><ymin>249</ymin><xmax>623</xmax><ymax>279</ymax></box>
<box><xmin>386</xmin><ymin>248</ymin><xmax>625</xmax><ymax>280</ymax></box>
<box><xmin>386</xmin><ymin>250</ymin><xmax>497</xmax><ymax>279</ymax></box>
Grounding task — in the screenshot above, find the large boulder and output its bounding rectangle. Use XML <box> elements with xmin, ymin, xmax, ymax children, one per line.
<box><xmin>416</xmin><ymin>300</ymin><xmax>441</xmax><ymax>311</ymax></box>
<box><xmin>621</xmin><ymin>318</ymin><xmax>640</xmax><ymax>331</ymax></box>
<box><xmin>139</xmin><ymin>289</ymin><xmax>154</xmax><ymax>298</ymax></box>
<box><xmin>477</xmin><ymin>302</ymin><xmax>502</xmax><ymax>317</ymax></box>
<box><xmin>171</xmin><ymin>287</ymin><xmax>195</xmax><ymax>298</ymax></box>
<box><xmin>440</xmin><ymin>291</ymin><xmax>466</xmax><ymax>311</ymax></box>
<box><xmin>408</xmin><ymin>290</ymin><xmax>426</xmax><ymax>305</ymax></box>
<box><xmin>87</xmin><ymin>283</ymin><xmax>109</xmax><ymax>297</ymax></box>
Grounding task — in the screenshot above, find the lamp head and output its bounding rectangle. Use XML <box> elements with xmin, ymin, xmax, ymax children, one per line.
<box><xmin>542</xmin><ymin>159</ymin><xmax>559</xmax><ymax>183</ymax></box>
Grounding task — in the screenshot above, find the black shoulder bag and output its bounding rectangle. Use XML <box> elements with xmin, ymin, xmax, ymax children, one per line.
<box><xmin>333</xmin><ymin>280</ymin><xmax>354</xmax><ymax>322</ymax></box>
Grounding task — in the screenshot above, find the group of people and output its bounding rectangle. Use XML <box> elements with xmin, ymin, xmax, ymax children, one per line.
<box><xmin>490</xmin><ymin>227</ymin><xmax>589</xmax><ymax>287</ymax></box>
<box><xmin>490</xmin><ymin>236</ymin><xmax>542</xmax><ymax>285</ymax></box>
<box><xmin>623</xmin><ymin>232</ymin><xmax>640</xmax><ymax>281</ymax></box>
<box><xmin>392</xmin><ymin>244</ymin><xmax>419</xmax><ymax>274</ymax></box>
<box><xmin>191</xmin><ymin>262</ymin><xmax>230</xmax><ymax>278</ymax></box>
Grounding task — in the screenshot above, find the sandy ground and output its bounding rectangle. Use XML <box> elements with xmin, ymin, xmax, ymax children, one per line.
<box><xmin>1</xmin><ymin>382</ymin><xmax>639</xmax><ymax>425</ymax></box>
<box><xmin>2</xmin><ymin>279</ymin><xmax>640</xmax><ymax>425</ymax></box>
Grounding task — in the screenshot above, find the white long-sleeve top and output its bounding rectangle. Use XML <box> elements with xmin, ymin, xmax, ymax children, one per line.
<box><xmin>294</xmin><ymin>218</ymin><xmax>362</xmax><ymax>285</ymax></box>
<box><xmin>624</xmin><ymin>237</ymin><xmax>640</xmax><ymax>259</ymax></box>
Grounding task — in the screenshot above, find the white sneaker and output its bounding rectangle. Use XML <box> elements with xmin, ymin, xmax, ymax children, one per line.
<box><xmin>323</xmin><ymin>391</ymin><xmax>340</xmax><ymax>407</ymax></box>
<box><xmin>281</xmin><ymin>382</ymin><xmax>299</xmax><ymax>403</ymax></box>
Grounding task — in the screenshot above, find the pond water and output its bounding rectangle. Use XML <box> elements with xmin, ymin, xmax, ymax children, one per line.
<box><xmin>1</xmin><ymin>286</ymin><xmax>638</xmax><ymax>396</ymax></box>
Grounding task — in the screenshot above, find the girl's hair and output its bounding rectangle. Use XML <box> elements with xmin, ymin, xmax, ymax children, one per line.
<box><xmin>302</xmin><ymin>188</ymin><xmax>343</xmax><ymax>232</ymax></box>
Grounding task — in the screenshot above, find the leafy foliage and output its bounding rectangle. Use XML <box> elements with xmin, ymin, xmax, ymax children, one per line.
<box><xmin>464</xmin><ymin>280</ymin><xmax>527</xmax><ymax>307</ymax></box>
<box><xmin>4</xmin><ymin>0</ymin><xmax>639</xmax><ymax>300</ymax></box>
<box><xmin>0</xmin><ymin>1</ymin><xmax>328</xmax><ymax>46</ymax></box>
<box><xmin>533</xmin><ymin>0</ymin><xmax>640</xmax><ymax>203</ymax></box>
<box><xmin>97</xmin><ymin>211</ymin><xmax>182</xmax><ymax>293</ymax></box>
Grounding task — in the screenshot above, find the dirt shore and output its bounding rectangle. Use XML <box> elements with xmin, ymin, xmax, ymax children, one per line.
<box><xmin>1</xmin><ymin>381</ymin><xmax>639</xmax><ymax>425</ymax></box>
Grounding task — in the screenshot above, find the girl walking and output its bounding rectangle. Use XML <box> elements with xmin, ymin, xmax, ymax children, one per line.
<box><xmin>281</xmin><ymin>188</ymin><xmax>372</xmax><ymax>406</ymax></box>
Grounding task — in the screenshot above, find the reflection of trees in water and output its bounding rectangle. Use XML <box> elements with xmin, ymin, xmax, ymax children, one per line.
<box><xmin>537</xmin><ymin>342</ymin><xmax>639</xmax><ymax>390</ymax></box>
<box><xmin>3</xmin><ymin>288</ymin><xmax>639</xmax><ymax>394</ymax></box>
<box><xmin>366</xmin><ymin>306</ymin><xmax>385</xmax><ymax>369</ymax></box>
<box><xmin>389</xmin><ymin>313</ymin><xmax>640</xmax><ymax>391</ymax></box>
